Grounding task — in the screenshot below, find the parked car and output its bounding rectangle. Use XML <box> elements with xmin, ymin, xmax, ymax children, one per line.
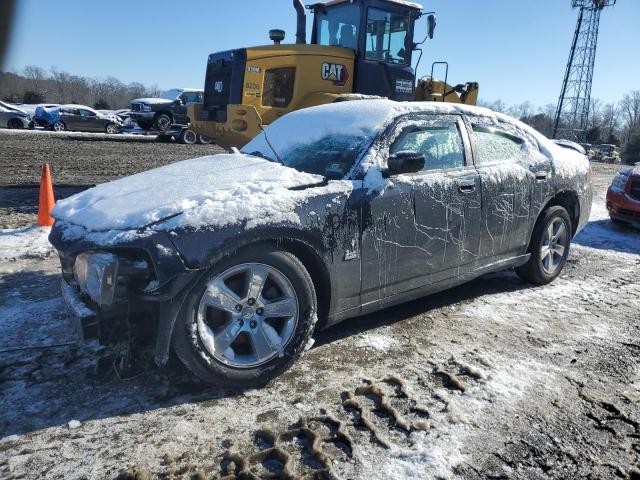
<box><xmin>606</xmin><ymin>164</ymin><xmax>640</xmax><ymax>227</ymax></box>
<box><xmin>553</xmin><ymin>139</ymin><xmax>586</xmax><ymax>155</ymax></box>
<box><xmin>33</xmin><ymin>105</ymin><xmax>121</xmax><ymax>133</ymax></box>
<box><xmin>0</xmin><ymin>101</ymin><xmax>31</xmax><ymax>129</ymax></box>
<box><xmin>129</xmin><ymin>88</ymin><xmax>203</xmax><ymax>131</ymax></box>
<box><xmin>49</xmin><ymin>100</ymin><xmax>592</xmax><ymax>387</ymax></box>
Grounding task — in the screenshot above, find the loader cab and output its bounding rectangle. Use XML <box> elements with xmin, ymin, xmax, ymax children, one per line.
<box><xmin>310</xmin><ymin>0</ymin><xmax>423</xmax><ymax>100</ymax></box>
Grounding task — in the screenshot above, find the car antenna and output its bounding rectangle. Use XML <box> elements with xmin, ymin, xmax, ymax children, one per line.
<box><xmin>255</xmin><ymin>111</ymin><xmax>284</xmax><ymax>165</ymax></box>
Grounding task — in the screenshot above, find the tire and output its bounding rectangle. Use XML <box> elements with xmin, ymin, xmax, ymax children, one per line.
<box><xmin>156</xmin><ymin>135</ymin><xmax>173</xmax><ymax>143</ymax></box>
<box><xmin>179</xmin><ymin>129</ymin><xmax>198</xmax><ymax>145</ymax></box>
<box><xmin>153</xmin><ymin>113</ymin><xmax>172</xmax><ymax>131</ymax></box>
<box><xmin>516</xmin><ymin>206</ymin><xmax>572</xmax><ymax>286</ymax></box>
<box><xmin>52</xmin><ymin>121</ymin><xmax>66</xmax><ymax>132</ymax></box>
<box><xmin>172</xmin><ymin>245</ymin><xmax>317</xmax><ymax>387</ymax></box>
<box><xmin>105</xmin><ymin>123</ymin><xmax>119</xmax><ymax>134</ymax></box>
<box><xmin>7</xmin><ymin>118</ymin><xmax>24</xmax><ymax>129</ymax></box>
<box><xmin>197</xmin><ymin>134</ymin><xmax>213</xmax><ymax>145</ymax></box>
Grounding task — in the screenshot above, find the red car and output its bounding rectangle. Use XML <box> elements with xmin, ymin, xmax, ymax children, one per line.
<box><xmin>607</xmin><ymin>164</ymin><xmax>640</xmax><ymax>227</ymax></box>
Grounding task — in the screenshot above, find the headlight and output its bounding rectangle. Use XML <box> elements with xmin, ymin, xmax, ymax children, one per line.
<box><xmin>142</xmin><ymin>104</ymin><xmax>152</xmax><ymax>112</ymax></box>
<box><xmin>610</xmin><ymin>173</ymin><xmax>628</xmax><ymax>192</ymax></box>
<box><xmin>73</xmin><ymin>252</ymin><xmax>119</xmax><ymax>306</ymax></box>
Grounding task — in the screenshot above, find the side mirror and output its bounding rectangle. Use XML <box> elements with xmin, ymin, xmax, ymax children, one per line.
<box><xmin>385</xmin><ymin>151</ymin><xmax>425</xmax><ymax>177</ymax></box>
<box><xmin>427</xmin><ymin>14</ymin><xmax>437</xmax><ymax>40</ymax></box>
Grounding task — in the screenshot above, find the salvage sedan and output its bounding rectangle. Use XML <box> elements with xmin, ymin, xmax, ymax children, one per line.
<box><xmin>49</xmin><ymin>100</ymin><xmax>592</xmax><ymax>387</ymax></box>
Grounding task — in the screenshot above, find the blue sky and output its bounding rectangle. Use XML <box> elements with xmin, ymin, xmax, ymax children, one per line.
<box><xmin>4</xmin><ymin>0</ymin><xmax>638</xmax><ymax>107</ymax></box>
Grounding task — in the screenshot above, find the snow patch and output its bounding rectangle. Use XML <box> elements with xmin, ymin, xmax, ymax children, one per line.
<box><xmin>0</xmin><ymin>226</ymin><xmax>54</xmax><ymax>260</ymax></box>
<box><xmin>356</xmin><ymin>333</ymin><xmax>399</xmax><ymax>351</ymax></box>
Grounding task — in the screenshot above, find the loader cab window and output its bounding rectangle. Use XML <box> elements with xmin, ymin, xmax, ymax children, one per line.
<box><xmin>315</xmin><ymin>4</ymin><xmax>360</xmax><ymax>50</ymax></box>
<box><xmin>365</xmin><ymin>9</ymin><xmax>410</xmax><ymax>65</ymax></box>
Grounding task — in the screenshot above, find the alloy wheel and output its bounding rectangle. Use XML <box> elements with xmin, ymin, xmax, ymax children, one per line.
<box><xmin>196</xmin><ymin>263</ymin><xmax>299</xmax><ymax>368</ymax></box>
<box><xmin>540</xmin><ymin>218</ymin><xmax>568</xmax><ymax>275</ymax></box>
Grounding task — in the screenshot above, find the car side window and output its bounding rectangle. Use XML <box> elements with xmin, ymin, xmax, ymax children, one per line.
<box><xmin>472</xmin><ymin>126</ymin><xmax>524</xmax><ymax>165</ymax></box>
<box><xmin>390</xmin><ymin>121</ymin><xmax>465</xmax><ymax>172</ymax></box>
<box><xmin>79</xmin><ymin>109</ymin><xmax>96</xmax><ymax>117</ymax></box>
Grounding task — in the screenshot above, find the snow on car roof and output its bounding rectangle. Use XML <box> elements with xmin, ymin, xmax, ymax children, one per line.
<box><xmin>160</xmin><ymin>88</ymin><xmax>204</xmax><ymax>100</ymax></box>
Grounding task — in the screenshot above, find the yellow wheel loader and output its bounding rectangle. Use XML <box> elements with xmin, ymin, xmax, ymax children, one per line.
<box><xmin>189</xmin><ymin>0</ymin><xmax>479</xmax><ymax>149</ymax></box>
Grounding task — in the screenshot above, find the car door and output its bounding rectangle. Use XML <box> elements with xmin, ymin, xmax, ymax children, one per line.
<box><xmin>467</xmin><ymin>118</ymin><xmax>535</xmax><ymax>260</ymax></box>
<box><xmin>60</xmin><ymin>108</ymin><xmax>80</xmax><ymax>130</ymax></box>
<box><xmin>359</xmin><ymin>114</ymin><xmax>481</xmax><ymax>305</ymax></box>
<box><xmin>77</xmin><ymin>109</ymin><xmax>102</xmax><ymax>131</ymax></box>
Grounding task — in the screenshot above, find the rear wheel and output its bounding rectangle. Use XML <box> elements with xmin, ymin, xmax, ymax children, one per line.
<box><xmin>172</xmin><ymin>245</ymin><xmax>317</xmax><ymax>387</ymax></box>
<box><xmin>7</xmin><ymin>118</ymin><xmax>24</xmax><ymax>129</ymax></box>
<box><xmin>153</xmin><ymin>113</ymin><xmax>172</xmax><ymax>131</ymax></box>
<box><xmin>516</xmin><ymin>206</ymin><xmax>572</xmax><ymax>285</ymax></box>
<box><xmin>179</xmin><ymin>129</ymin><xmax>198</xmax><ymax>145</ymax></box>
<box><xmin>52</xmin><ymin>121</ymin><xmax>66</xmax><ymax>132</ymax></box>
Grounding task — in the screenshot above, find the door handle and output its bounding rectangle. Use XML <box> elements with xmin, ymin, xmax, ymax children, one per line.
<box><xmin>535</xmin><ymin>171</ymin><xmax>548</xmax><ymax>182</ymax></box>
<box><xmin>457</xmin><ymin>180</ymin><xmax>476</xmax><ymax>193</ymax></box>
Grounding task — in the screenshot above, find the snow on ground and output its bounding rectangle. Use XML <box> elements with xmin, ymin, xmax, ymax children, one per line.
<box><xmin>0</xmin><ymin>226</ymin><xmax>54</xmax><ymax>261</ymax></box>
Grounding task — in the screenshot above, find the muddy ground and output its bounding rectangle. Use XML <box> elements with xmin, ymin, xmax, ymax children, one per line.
<box><xmin>0</xmin><ymin>131</ymin><xmax>639</xmax><ymax>479</ymax></box>
<box><xmin>0</xmin><ymin>129</ymin><xmax>223</xmax><ymax>228</ymax></box>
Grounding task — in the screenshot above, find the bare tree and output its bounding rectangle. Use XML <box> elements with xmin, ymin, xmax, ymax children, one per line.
<box><xmin>22</xmin><ymin>64</ymin><xmax>48</xmax><ymax>98</ymax></box>
<box><xmin>620</xmin><ymin>91</ymin><xmax>640</xmax><ymax>141</ymax></box>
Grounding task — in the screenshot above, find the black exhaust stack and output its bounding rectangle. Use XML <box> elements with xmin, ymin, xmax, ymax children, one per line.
<box><xmin>294</xmin><ymin>0</ymin><xmax>306</xmax><ymax>44</ymax></box>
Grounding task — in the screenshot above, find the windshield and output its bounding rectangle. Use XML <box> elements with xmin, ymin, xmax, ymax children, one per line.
<box><xmin>160</xmin><ymin>89</ymin><xmax>181</xmax><ymax>100</ymax></box>
<box><xmin>365</xmin><ymin>8</ymin><xmax>410</xmax><ymax>65</ymax></box>
<box><xmin>315</xmin><ymin>4</ymin><xmax>360</xmax><ymax>49</ymax></box>
<box><xmin>243</xmin><ymin>132</ymin><xmax>370</xmax><ymax>180</ymax></box>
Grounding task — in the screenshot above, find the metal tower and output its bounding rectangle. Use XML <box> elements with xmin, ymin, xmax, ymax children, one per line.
<box><xmin>553</xmin><ymin>0</ymin><xmax>616</xmax><ymax>142</ymax></box>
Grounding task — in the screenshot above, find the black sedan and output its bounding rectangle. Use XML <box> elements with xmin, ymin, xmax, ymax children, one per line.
<box><xmin>34</xmin><ymin>104</ymin><xmax>120</xmax><ymax>133</ymax></box>
<box><xmin>49</xmin><ymin>100</ymin><xmax>592</xmax><ymax>387</ymax></box>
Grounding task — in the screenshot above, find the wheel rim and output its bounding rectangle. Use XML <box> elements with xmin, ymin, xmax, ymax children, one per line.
<box><xmin>53</xmin><ymin>122</ymin><xmax>64</xmax><ymax>131</ymax></box>
<box><xmin>107</xmin><ymin>124</ymin><xmax>117</xmax><ymax>134</ymax></box>
<box><xmin>184</xmin><ymin>131</ymin><xmax>196</xmax><ymax>143</ymax></box>
<box><xmin>196</xmin><ymin>263</ymin><xmax>299</xmax><ymax>368</ymax></box>
<box><xmin>158</xmin><ymin>116</ymin><xmax>170</xmax><ymax>129</ymax></box>
<box><xmin>540</xmin><ymin>218</ymin><xmax>568</xmax><ymax>275</ymax></box>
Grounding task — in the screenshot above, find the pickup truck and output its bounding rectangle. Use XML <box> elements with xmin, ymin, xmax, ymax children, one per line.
<box><xmin>129</xmin><ymin>88</ymin><xmax>210</xmax><ymax>144</ymax></box>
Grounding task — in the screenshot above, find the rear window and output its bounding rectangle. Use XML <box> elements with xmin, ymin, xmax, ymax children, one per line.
<box><xmin>472</xmin><ymin>126</ymin><xmax>524</xmax><ymax>165</ymax></box>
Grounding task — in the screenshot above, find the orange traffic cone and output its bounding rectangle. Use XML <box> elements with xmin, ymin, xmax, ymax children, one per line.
<box><xmin>37</xmin><ymin>163</ymin><xmax>56</xmax><ymax>227</ymax></box>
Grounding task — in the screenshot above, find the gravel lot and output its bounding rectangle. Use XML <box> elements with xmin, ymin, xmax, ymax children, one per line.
<box><xmin>0</xmin><ymin>130</ymin><xmax>639</xmax><ymax>479</ymax></box>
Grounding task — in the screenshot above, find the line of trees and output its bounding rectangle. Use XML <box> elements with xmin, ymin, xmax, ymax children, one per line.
<box><xmin>0</xmin><ymin>65</ymin><xmax>162</xmax><ymax>109</ymax></box>
<box><xmin>479</xmin><ymin>91</ymin><xmax>640</xmax><ymax>147</ymax></box>
<box><xmin>480</xmin><ymin>92</ymin><xmax>640</xmax><ymax>164</ymax></box>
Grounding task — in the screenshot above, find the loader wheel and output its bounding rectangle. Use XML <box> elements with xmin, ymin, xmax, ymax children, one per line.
<box><xmin>153</xmin><ymin>113</ymin><xmax>172</xmax><ymax>131</ymax></box>
<box><xmin>179</xmin><ymin>129</ymin><xmax>198</xmax><ymax>145</ymax></box>
<box><xmin>516</xmin><ymin>206</ymin><xmax>572</xmax><ymax>286</ymax></box>
<box><xmin>172</xmin><ymin>245</ymin><xmax>317</xmax><ymax>387</ymax></box>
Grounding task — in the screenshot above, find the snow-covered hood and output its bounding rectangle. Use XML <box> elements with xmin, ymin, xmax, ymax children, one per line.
<box><xmin>52</xmin><ymin>154</ymin><xmax>324</xmax><ymax>233</ymax></box>
<box><xmin>131</xmin><ymin>97</ymin><xmax>174</xmax><ymax>106</ymax></box>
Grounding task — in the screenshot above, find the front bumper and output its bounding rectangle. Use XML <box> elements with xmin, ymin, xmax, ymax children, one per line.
<box><xmin>606</xmin><ymin>188</ymin><xmax>640</xmax><ymax>226</ymax></box>
<box><xmin>61</xmin><ymin>280</ymin><xmax>99</xmax><ymax>340</ymax></box>
<box><xmin>130</xmin><ymin>112</ymin><xmax>155</xmax><ymax>121</ymax></box>
<box><xmin>188</xmin><ymin>103</ymin><xmax>261</xmax><ymax>149</ymax></box>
